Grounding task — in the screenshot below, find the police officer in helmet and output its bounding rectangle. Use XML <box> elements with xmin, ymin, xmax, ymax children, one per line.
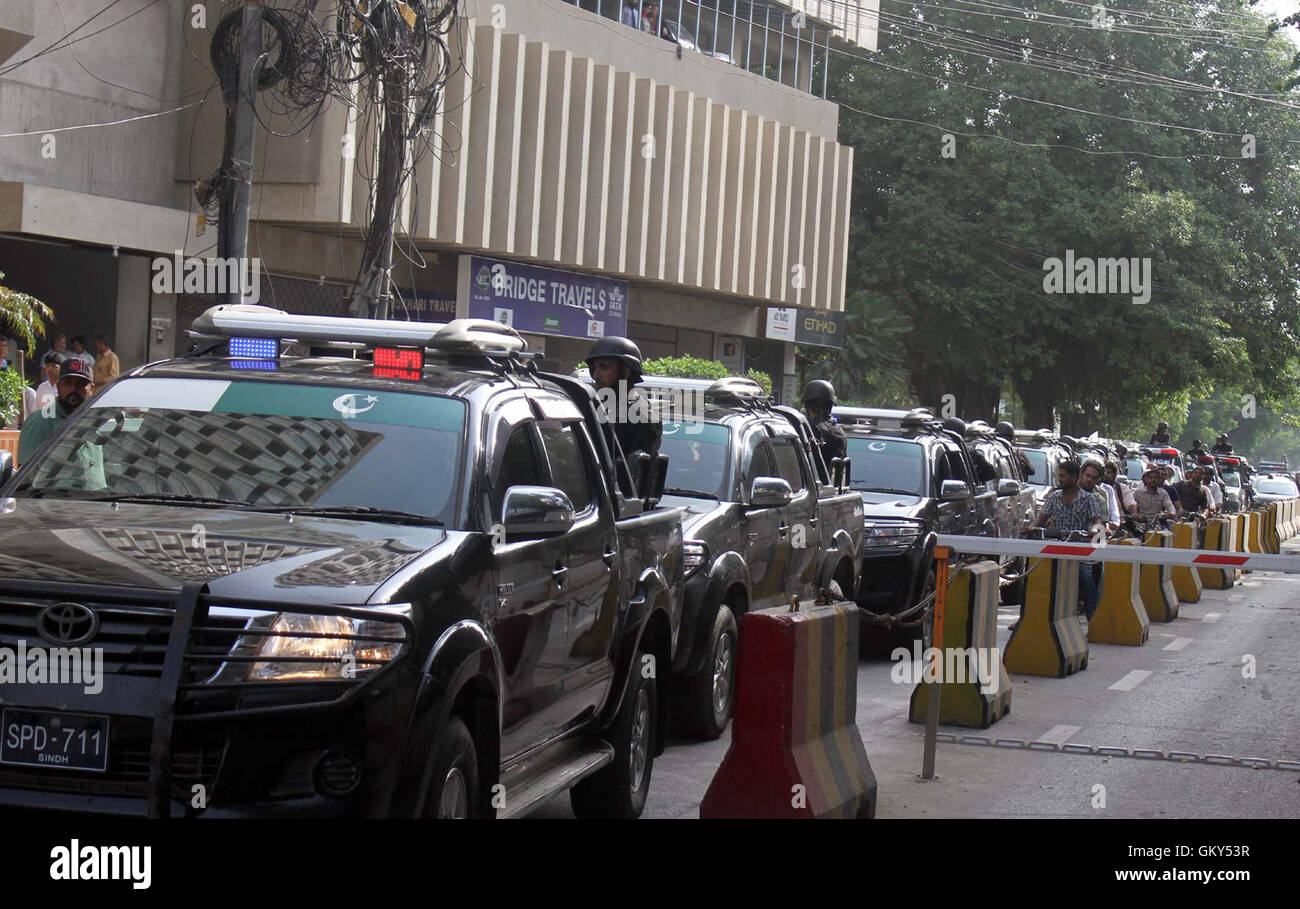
<box><xmin>802</xmin><ymin>379</ymin><xmax>846</xmax><ymax>463</ymax></box>
<box><xmin>585</xmin><ymin>336</ymin><xmax>661</xmax><ymax>461</ymax></box>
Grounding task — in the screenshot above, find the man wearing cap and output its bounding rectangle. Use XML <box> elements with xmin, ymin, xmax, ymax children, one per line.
<box><xmin>585</xmin><ymin>336</ymin><xmax>661</xmax><ymax>463</ymax></box>
<box><xmin>17</xmin><ymin>359</ymin><xmax>105</xmax><ymax>490</ymax></box>
<box><xmin>1133</xmin><ymin>465</ymin><xmax>1176</xmax><ymax>520</ymax></box>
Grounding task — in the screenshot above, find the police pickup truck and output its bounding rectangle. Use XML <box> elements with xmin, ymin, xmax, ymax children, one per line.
<box><xmin>834</xmin><ymin>407</ymin><xmax>1001</xmax><ymax>653</ymax></box>
<box><xmin>0</xmin><ymin>305</ymin><xmax>683</xmax><ymax>819</ymax></box>
<box><xmin>639</xmin><ymin>376</ymin><xmax>863</xmax><ymax>740</ymax></box>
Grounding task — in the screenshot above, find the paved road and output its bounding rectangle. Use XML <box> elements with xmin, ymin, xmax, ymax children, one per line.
<box><xmin>534</xmin><ymin>542</ymin><xmax>1300</xmax><ymax>818</ymax></box>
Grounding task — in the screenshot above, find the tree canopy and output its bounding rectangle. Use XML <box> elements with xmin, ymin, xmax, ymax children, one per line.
<box><xmin>825</xmin><ymin>0</ymin><xmax>1300</xmax><ymax>445</ymax></box>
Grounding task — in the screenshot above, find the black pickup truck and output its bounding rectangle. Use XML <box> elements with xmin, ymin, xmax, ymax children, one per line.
<box><xmin>833</xmin><ymin>407</ymin><xmax>998</xmax><ymax>652</ymax></box>
<box><xmin>0</xmin><ymin>306</ymin><xmax>683</xmax><ymax>819</ymax></box>
<box><xmin>643</xmin><ymin>376</ymin><xmax>863</xmax><ymax>740</ymax></box>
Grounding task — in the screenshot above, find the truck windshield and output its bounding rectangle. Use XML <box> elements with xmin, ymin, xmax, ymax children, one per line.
<box><xmin>659</xmin><ymin>421</ymin><xmax>729</xmax><ymax>499</ymax></box>
<box><xmin>846</xmin><ymin>437</ymin><xmax>924</xmax><ymax>496</ymax></box>
<box><xmin>10</xmin><ymin>378</ymin><xmax>467</xmax><ymax>526</ymax></box>
<box><xmin>1022</xmin><ymin>449</ymin><xmax>1050</xmax><ymax>485</ymax></box>
<box><xmin>1220</xmin><ymin>470</ymin><xmax>1241</xmax><ymax>488</ymax></box>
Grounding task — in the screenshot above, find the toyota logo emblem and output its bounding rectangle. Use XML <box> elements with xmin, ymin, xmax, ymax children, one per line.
<box><xmin>36</xmin><ymin>603</ymin><xmax>99</xmax><ymax>646</ymax></box>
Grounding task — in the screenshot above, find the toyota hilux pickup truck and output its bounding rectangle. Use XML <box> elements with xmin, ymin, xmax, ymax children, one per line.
<box><xmin>833</xmin><ymin>406</ymin><xmax>998</xmax><ymax>654</ymax></box>
<box><xmin>0</xmin><ymin>305</ymin><xmax>683</xmax><ymax>819</ymax></box>
<box><xmin>639</xmin><ymin>375</ymin><xmax>862</xmax><ymax>740</ymax></box>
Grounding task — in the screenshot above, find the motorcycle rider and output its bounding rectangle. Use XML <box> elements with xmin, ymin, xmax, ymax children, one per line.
<box><xmin>1133</xmin><ymin>465</ymin><xmax>1176</xmax><ymax>520</ymax></box>
<box><xmin>1032</xmin><ymin>460</ymin><xmax>1105</xmax><ymax>621</ymax></box>
<box><xmin>585</xmin><ymin>337</ymin><xmax>661</xmax><ymax>463</ymax></box>
<box><xmin>801</xmin><ymin>379</ymin><xmax>846</xmax><ymax>463</ymax></box>
<box><xmin>1103</xmin><ymin>460</ymin><xmax>1139</xmax><ymax>518</ymax></box>
<box><xmin>1174</xmin><ymin>465</ymin><xmax>1214</xmax><ymax>519</ymax></box>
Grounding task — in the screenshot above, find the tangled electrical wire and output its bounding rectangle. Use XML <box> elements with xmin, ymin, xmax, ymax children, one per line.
<box><xmin>200</xmin><ymin>0</ymin><xmax>460</xmax><ymax>283</ymax></box>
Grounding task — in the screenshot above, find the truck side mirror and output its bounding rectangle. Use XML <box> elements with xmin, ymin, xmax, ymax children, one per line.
<box><xmin>500</xmin><ymin>486</ymin><xmax>576</xmax><ymax>540</ymax></box>
<box><xmin>996</xmin><ymin>479</ymin><xmax>1022</xmax><ymax>497</ymax></box>
<box><xmin>749</xmin><ymin>476</ymin><xmax>793</xmax><ymax>508</ymax></box>
<box><xmin>940</xmin><ymin>479</ymin><xmax>971</xmax><ymax>501</ymax></box>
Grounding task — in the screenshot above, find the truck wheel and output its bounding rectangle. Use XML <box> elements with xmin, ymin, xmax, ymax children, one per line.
<box><xmin>571</xmin><ymin>648</ymin><xmax>657</xmax><ymax>819</ymax></box>
<box><xmin>678</xmin><ymin>603</ymin><xmax>738</xmax><ymax>741</ymax></box>
<box><xmin>419</xmin><ymin>716</ymin><xmax>480</xmax><ymax>819</ymax></box>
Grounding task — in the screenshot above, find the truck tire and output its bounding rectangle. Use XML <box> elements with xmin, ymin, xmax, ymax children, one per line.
<box><xmin>677</xmin><ymin>603</ymin><xmax>737</xmax><ymax>741</ymax></box>
<box><xmin>571</xmin><ymin>646</ymin><xmax>657</xmax><ymax>819</ymax></box>
<box><xmin>418</xmin><ymin>716</ymin><xmax>480</xmax><ymax>819</ymax></box>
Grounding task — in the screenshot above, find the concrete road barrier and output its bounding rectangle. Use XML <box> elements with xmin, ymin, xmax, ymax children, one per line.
<box><xmin>700</xmin><ymin>601</ymin><xmax>877</xmax><ymax>819</ymax></box>
<box><xmin>1140</xmin><ymin>530</ymin><xmax>1180</xmax><ymax>622</ymax></box>
<box><xmin>1198</xmin><ymin>517</ymin><xmax>1238</xmax><ymax>590</ymax></box>
<box><xmin>1004</xmin><ymin>556</ymin><xmax>1088</xmax><ymax>678</ymax></box>
<box><xmin>1170</xmin><ymin>521</ymin><xmax>1203</xmax><ymax>604</ymax></box>
<box><xmin>908</xmin><ymin>560</ymin><xmax>1011</xmax><ymax>729</ymax></box>
<box><xmin>1090</xmin><ymin>538</ymin><xmax>1149</xmax><ymax>645</ymax></box>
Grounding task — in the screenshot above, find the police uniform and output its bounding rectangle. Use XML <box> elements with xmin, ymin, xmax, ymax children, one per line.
<box><xmin>812</xmin><ymin>416</ymin><xmax>846</xmax><ymax>463</ymax></box>
<box><xmin>614</xmin><ymin>384</ymin><xmax>662</xmax><ymax>460</ymax></box>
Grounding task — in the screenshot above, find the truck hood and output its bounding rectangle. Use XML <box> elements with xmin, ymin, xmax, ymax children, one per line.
<box><xmin>857</xmin><ymin>491</ymin><xmax>925</xmax><ymax>522</ymax></box>
<box><xmin>660</xmin><ymin>494</ymin><xmax>727</xmax><ymax>526</ymax></box>
<box><xmin>0</xmin><ymin>499</ymin><xmax>464</xmax><ymax>605</ymax></box>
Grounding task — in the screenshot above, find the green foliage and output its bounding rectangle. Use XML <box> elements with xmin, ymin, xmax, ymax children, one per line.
<box><xmin>642</xmin><ymin>355</ymin><xmax>732</xmax><ymax>380</ymax></box>
<box><xmin>640</xmin><ymin>355</ymin><xmax>773</xmax><ymax>396</ymax></box>
<box><xmin>799</xmin><ymin>290</ymin><xmax>911</xmax><ymax>406</ymax></box>
<box><xmin>0</xmin><ymin>270</ymin><xmax>53</xmax><ymax>349</ymax></box>
<box><xmin>0</xmin><ymin>368</ymin><xmax>26</xmax><ymax>428</ymax></box>
<box><xmin>744</xmin><ymin>369</ymin><xmax>773</xmax><ymax>395</ymax></box>
<box><xmin>828</xmin><ymin>1</ymin><xmax>1300</xmax><ymax>431</ymax></box>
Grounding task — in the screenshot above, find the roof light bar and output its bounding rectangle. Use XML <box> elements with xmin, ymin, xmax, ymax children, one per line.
<box><xmin>188</xmin><ymin>304</ymin><xmax>526</xmax><ymax>355</ymax></box>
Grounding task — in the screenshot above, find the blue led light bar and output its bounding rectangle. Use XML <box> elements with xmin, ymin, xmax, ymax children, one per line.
<box><xmin>229</xmin><ymin>336</ymin><xmax>279</xmax><ymax>359</ymax></box>
<box><xmin>230</xmin><ymin>359</ymin><xmax>277</xmax><ymax>371</ymax></box>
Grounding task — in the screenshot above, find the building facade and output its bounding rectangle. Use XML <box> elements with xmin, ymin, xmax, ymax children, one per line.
<box><xmin>0</xmin><ymin>0</ymin><xmax>877</xmax><ymax>396</ymax></box>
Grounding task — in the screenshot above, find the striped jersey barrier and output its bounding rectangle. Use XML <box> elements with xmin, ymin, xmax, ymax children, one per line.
<box><xmin>933</xmin><ymin>534</ymin><xmax>1300</xmax><ymax>572</ymax></box>
<box><xmin>1003</xmin><ymin>555</ymin><xmax>1088</xmax><ymax>678</ymax></box>
<box><xmin>1140</xmin><ymin>530</ymin><xmax>1180</xmax><ymax>622</ymax></box>
<box><xmin>700</xmin><ymin>601</ymin><xmax>877</xmax><ymax>819</ymax></box>
<box><xmin>1089</xmin><ymin>538</ymin><xmax>1149</xmax><ymax>646</ymax></box>
<box><xmin>1169</xmin><ymin>521</ymin><xmax>1203</xmax><ymax>604</ymax></box>
<box><xmin>1198</xmin><ymin>517</ymin><xmax>1238</xmax><ymax>590</ymax></box>
<box><xmin>908</xmin><ymin>560</ymin><xmax>1012</xmax><ymax>729</ymax></box>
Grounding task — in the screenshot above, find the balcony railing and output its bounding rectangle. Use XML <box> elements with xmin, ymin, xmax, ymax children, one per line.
<box><xmin>567</xmin><ymin>0</ymin><xmax>836</xmax><ymax>98</ymax></box>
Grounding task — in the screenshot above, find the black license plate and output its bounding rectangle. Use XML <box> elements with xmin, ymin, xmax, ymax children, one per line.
<box><xmin>0</xmin><ymin>709</ymin><xmax>109</xmax><ymax>772</ymax></box>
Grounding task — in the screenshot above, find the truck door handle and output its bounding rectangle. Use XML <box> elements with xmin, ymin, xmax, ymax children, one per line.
<box><xmin>603</xmin><ymin>548</ymin><xmax>617</xmax><ymax>568</ymax></box>
<box><xmin>552</xmin><ymin>562</ymin><xmax>568</xmax><ymax>585</ymax></box>
<box><xmin>778</xmin><ymin>523</ymin><xmax>789</xmax><ymax>537</ymax></box>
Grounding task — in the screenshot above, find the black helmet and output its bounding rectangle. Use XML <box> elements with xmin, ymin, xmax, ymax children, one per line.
<box><xmin>802</xmin><ymin>379</ymin><xmax>835</xmax><ymax>406</ymax></box>
<box><xmin>1157</xmin><ymin>421</ymin><xmax>1169</xmax><ymax>431</ymax></box>
<box><xmin>995</xmin><ymin>420</ymin><xmax>1015</xmax><ymax>441</ymax></box>
<box><xmin>585</xmin><ymin>336</ymin><xmax>643</xmax><ymax>382</ymax></box>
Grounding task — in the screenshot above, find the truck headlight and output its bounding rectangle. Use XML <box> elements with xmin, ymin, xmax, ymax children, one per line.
<box><xmin>862</xmin><ymin>521</ymin><xmax>923</xmax><ymax>551</ymax></box>
<box><xmin>245</xmin><ymin>608</ymin><xmax>410</xmax><ymax>681</ymax></box>
<box><xmin>683</xmin><ymin>539</ymin><xmax>709</xmax><ymax>576</ymax></box>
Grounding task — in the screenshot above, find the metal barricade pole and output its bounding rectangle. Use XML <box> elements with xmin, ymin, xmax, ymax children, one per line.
<box><xmin>921</xmin><ymin>545</ymin><xmax>949</xmax><ymax>779</ymax></box>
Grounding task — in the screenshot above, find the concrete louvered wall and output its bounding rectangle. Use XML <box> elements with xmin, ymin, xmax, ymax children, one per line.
<box><xmin>339</xmin><ymin>17</ymin><xmax>854</xmax><ymax>313</ymax></box>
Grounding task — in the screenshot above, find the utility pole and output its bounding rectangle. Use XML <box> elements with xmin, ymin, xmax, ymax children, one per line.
<box><xmin>215</xmin><ymin>0</ymin><xmax>264</xmax><ymax>306</ymax></box>
<box><xmin>348</xmin><ymin>69</ymin><xmax>409</xmax><ymax>320</ymax></box>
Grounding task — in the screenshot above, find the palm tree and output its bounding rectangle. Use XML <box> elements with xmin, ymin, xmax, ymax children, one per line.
<box><xmin>0</xmin><ymin>269</ymin><xmax>53</xmax><ymax>350</ymax></box>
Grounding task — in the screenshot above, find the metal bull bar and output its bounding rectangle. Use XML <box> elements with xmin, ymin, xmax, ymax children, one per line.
<box><xmin>935</xmin><ymin>534</ymin><xmax>1298</xmax><ymax>573</ymax></box>
<box><xmin>0</xmin><ymin>578</ymin><xmax>414</xmax><ymax>818</ymax></box>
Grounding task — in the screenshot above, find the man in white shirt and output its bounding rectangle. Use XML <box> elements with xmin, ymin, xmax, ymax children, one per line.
<box><xmin>27</xmin><ymin>352</ymin><xmax>62</xmax><ymax>420</ymax></box>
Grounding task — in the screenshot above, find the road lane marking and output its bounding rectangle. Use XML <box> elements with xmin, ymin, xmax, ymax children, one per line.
<box><xmin>1163</xmin><ymin>637</ymin><xmax>1193</xmax><ymax>652</ymax></box>
<box><xmin>1036</xmin><ymin>724</ymin><xmax>1082</xmax><ymax>745</ymax></box>
<box><xmin>1109</xmin><ymin>670</ymin><xmax>1152</xmax><ymax>691</ymax></box>
<box><xmin>1203</xmin><ymin>612</ymin><xmax>1222</xmax><ymax>623</ymax></box>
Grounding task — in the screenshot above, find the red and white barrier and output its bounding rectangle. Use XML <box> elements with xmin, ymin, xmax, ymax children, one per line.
<box><xmin>934</xmin><ymin>534</ymin><xmax>1300</xmax><ymax>573</ymax></box>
